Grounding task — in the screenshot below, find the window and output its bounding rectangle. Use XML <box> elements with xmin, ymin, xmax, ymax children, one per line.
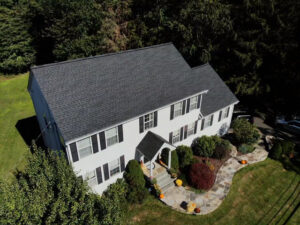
<box><xmin>144</xmin><ymin>112</ymin><xmax>154</xmax><ymax>130</ymax></box>
<box><xmin>109</xmin><ymin>158</ymin><xmax>121</xmax><ymax>177</ymax></box>
<box><xmin>106</xmin><ymin>127</ymin><xmax>119</xmax><ymax>147</ymax></box>
<box><xmin>174</xmin><ymin>102</ymin><xmax>183</xmax><ymax>118</ymax></box>
<box><xmin>77</xmin><ymin>137</ymin><xmax>93</xmax><ymax>159</ymax></box>
<box><xmin>172</xmin><ymin>129</ymin><xmax>181</xmax><ymax>143</ymax></box>
<box><xmin>221</xmin><ymin>107</ymin><xmax>230</xmax><ymax>120</ymax></box>
<box><xmin>204</xmin><ymin>114</ymin><xmax>213</xmax><ymax>129</ymax></box>
<box><xmin>85</xmin><ymin>170</ymin><xmax>97</xmax><ymax>186</ymax></box>
<box><xmin>187</xmin><ymin>123</ymin><xmax>195</xmax><ymax>137</ymax></box>
<box><xmin>189</xmin><ymin>96</ymin><xmax>198</xmax><ymax>111</ymax></box>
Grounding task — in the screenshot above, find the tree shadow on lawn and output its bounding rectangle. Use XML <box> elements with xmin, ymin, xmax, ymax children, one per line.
<box><xmin>15</xmin><ymin>115</ymin><xmax>46</xmax><ymax>152</ymax></box>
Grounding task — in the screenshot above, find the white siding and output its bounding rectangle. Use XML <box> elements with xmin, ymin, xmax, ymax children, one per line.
<box><xmin>69</xmin><ymin>100</ymin><xmax>236</xmax><ymax>194</ymax></box>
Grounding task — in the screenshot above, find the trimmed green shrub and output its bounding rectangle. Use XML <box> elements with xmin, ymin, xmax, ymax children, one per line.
<box><xmin>171</xmin><ymin>150</ymin><xmax>179</xmax><ymax>171</ymax></box>
<box><xmin>281</xmin><ymin>141</ymin><xmax>295</xmax><ymax>156</ymax></box>
<box><xmin>238</xmin><ymin>144</ymin><xmax>255</xmax><ymax>154</ymax></box>
<box><xmin>191</xmin><ymin>136</ymin><xmax>215</xmax><ymax>157</ymax></box>
<box><xmin>124</xmin><ymin>160</ymin><xmax>148</xmax><ymax>203</ymax></box>
<box><xmin>213</xmin><ymin>145</ymin><xmax>230</xmax><ymax>159</ymax></box>
<box><xmin>269</xmin><ymin>142</ymin><xmax>283</xmax><ymax>160</ymax></box>
<box><xmin>233</xmin><ymin>118</ymin><xmax>260</xmax><ymax>144</ymax></box>
<box><xmin>176</xmin><ymin>145</ymin><xmax>193</xmax><ymax>168</ymax></box>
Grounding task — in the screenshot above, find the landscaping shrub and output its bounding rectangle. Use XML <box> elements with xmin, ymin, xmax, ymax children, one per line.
<box><xmin>161</xmin><ymin>148</ymin><xmax>179</xmax><ymax>172</ymax></box>
<box><xmin>233</xmin><ymin>118</ymin><xmax>260</xmax><ymax>144</ymax></box>
<box><xmin>212</xmin><ymin>138</ymin><xmax>231</xmax><ymax>159</ymax></box>
<box><xmin>189</xmin><ymin>163</ymin><xmax>216</xmax><ymax>190</ymax></box>
<box><xmin>176</xmin><ymin>145</ymin><xmax>193</xmax><ymax>168</ymax></box>
<box><xmin>281</xmin><ymin>141</ymin><xmax>295</xmax><ymax>156</ymax></box>
<box><xmin>124</xmin><ymin>160</ymin><xmax>148</xmax><ymax>203</ymax></box>
<box><xmin>191</xmin><ymin>136</ymin><xmax>215</xmax><ymax>157</ymax></box>
<box><xmin>238</xmin><ymin>144</ymin><xmax>255</xmax><ymax>154</ymax></box>
<box><xmin>269</xmin><ymin>142</ymin><xmax>283</xmax><ymax>160</ymax></box>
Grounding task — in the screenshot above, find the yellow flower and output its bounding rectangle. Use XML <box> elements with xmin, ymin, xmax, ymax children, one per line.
<box><xmin>176</xmin><ymin>179</ymin><xmax>183</xmax><ymax>186</ymax></box>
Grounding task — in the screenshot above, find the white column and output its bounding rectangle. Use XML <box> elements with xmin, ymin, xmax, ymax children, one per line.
<box><xmin>168</xmin><ymin>150</ymin><xmax>171</xmax><ymax>169</ymax></box>
<box><xmin>150</xmin><ymin>159</ymin><xmax>153</xmax><ymax>177</ymax></box>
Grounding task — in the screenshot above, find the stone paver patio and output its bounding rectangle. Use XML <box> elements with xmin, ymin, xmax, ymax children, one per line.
<box><xmin>161</xmin><ymin>145</ymin><xmax>268</xmax><ymax>215</ymax></box>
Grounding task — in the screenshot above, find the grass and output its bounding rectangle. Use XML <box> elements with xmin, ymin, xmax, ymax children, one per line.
<box><xmin>0</xmin><ymin>74</ymin><xmax>34</xmax><ymax>180</ymax></box>
<box><xmin>125</xmin><ymin>159</ymin><xmax>300</xmax><ymax>225</ymax></box>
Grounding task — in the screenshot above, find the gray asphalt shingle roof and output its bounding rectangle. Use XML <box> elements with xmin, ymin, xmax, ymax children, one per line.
<box><xmin>30</xmin><ymin>43</ymin><xmax>238</xmax><ymax>142</ymax></box>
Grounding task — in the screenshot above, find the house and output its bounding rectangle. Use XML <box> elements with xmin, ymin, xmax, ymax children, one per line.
<box><xmin>27</xmin><ymin>43</ymin><xmax>238</xmax><ymax>194</ymax></box>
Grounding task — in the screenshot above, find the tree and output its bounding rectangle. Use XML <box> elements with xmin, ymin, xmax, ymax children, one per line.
<box><xmin>123</xmin><ymin>160</ymin><xmax>148</xmax><ymax>203</ymax></box>
<box><xmin>0</xmin><ymin>145</ymin><xmax>123</xmax><ymax>225</ymax></box>
<box><xmin>0</xmin><ymin>0</ymin><xmax>35</xmax><ymax>74</ymax></box>
<box><xmin>189</xmin><ymin>163</ymin><xmax>215</xmax><ymax>190</ymax></box>
<box><xmin>176</xmin><ymin>145</ymin><xmax>193</xmax><ymax>168</ymax></box>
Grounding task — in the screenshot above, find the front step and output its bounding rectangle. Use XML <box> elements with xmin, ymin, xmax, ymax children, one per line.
<box><xmin>161</xmin><ymin>181</ymin><xmax>175</xmax><ymax>192</ymax></box>
<box><xmin>155</xmin><ymin>171</ymin><xmax>175</xmax><ymax>192</ymax></box>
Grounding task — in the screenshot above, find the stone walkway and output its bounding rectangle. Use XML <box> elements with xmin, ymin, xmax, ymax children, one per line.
<box><xmin>161</xmin><ymin>145</ymin><xmax>268</xmax><ymax>215</ymax></box>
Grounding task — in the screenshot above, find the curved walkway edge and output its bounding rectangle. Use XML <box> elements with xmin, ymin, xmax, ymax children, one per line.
<box><xmin>161</xmin><ymin>146</ymin><xmax>269</xmax><ymax>215</ymax></box>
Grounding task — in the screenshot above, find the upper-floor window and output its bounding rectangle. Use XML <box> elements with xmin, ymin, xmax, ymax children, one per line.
<box><xmin>77</xmin><ymin>137</ymin><xmax>93</xmax><ymax>159</ymax></box>
<box><xmin>187</xmin><ymin>122</ymin><xmax>195</xmax><ymax>137</ymax></box>
<box><xmin>105</xmin><ymin>127</ymin><xmax>119</xmax><ymax>147</ymax></box>
<box><xmin>144</xmin><ymin>112</ymin><xmax>154</xmax><ymax>130</ymax></box>
<box><xmin>174</xmin><ymin>102</ymin><xmax>183</xmax><ymax>118</ymax></box>
<box><xmin>219</xmin><ymin>107</ymin><xmax>230</xmax><ymax>121</ymax></box>
<box><xmin>85</xmin><ymin>170</ymin><xmax>97</xmax><ymax>187</ymax></box>
<box><xmin>189</xmin><ymin>96</ymin><xmax>198</xmax><ymax>111</ymax></box>
<box><xmin>109</xmin><ymin>158</ymin><xmax>121</xmax><ymax>177</ymax></box>
<box><xmin>172</xmin><ymin>129</ymin><xmax>181</xmax><ymax>143</ymax></box>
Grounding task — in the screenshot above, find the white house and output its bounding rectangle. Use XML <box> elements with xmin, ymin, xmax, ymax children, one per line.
<box><xmin>28</xmin><ymin>43</ymin><xmax>238</xmax><ymax>194</ymax></box>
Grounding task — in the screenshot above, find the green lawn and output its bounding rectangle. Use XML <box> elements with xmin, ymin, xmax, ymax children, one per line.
<box><xmin>125</xmin><ymin>159</ymin><xmax>300</xmax><ymax>225</ymax></box>
<box><xmin>0</xmin><ymin>74</ymin><xmax>34</xmax><ymax>180</ymax></box>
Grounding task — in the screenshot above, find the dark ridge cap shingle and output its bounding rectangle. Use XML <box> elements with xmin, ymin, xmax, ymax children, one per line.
<box><xmin>30</xmin><ymin>42</ymin><xmax>174</xmax><ymax>71</ymax></box>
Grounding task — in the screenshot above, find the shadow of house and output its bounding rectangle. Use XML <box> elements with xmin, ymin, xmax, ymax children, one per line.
<box><xmin>15</xmin><ymin>116</ymin><xmax>45</xmax><ymax>151</ymax></box>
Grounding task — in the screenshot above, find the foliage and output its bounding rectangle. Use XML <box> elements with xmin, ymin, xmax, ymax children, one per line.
<box><xmin>171</xmin><ymin>150</ymin><xmax>179</xmax><ymax>172</ymax></box>
<box><xmin>238</xmin><ymin>144</ymin><xmax>255</xmax><ymax>154</ymax></box>
<box><xmin>233</xmin><ymin>119</ymin><xmax>260</xmax><ymax>144</ymax></box>
<box><xmin>124</xmin><ymin>160</ymin><xmax>148</xmax><ymax>203</ymax></box>
<box><xmin>176</xmin><ymin>145</ymin><xmax>193</xmax><ymax>168</ymax></box>
<box><xmin>189</xmin><ymin>163</ymin><xmax>215</xmax><ymax>190</ymax></box>
<box><xmin>280</xmin><ymin>140</ymin><xmax>295</xmax><ymax>156</ymax></box>
<box><xmin>269</xmin><ymin>140</ymin><xmax>295</xmax><ymax>160</ymax></box>
<box><xmin>0</xmin><ymin>1</ymin><xmax>35</xmax><ymax>74</ymax></box>
<box><xmin>192</xmin><ymin>136</ymin><xmax>216</xmax><ymax>157</ymax></box>
<box><xmin>0</xmin><ymin>145</ymin><xmax>123</xmax><ymax>225</ymax></box>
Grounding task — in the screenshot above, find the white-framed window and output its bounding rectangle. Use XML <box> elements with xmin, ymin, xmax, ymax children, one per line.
<box><xmin>109</xmin><ymin>158</ymin><xmax>121</xmax><ymax>177</ymax></box>
<box><xmin>174</xmin><ymin>102</ymin><xmax>183</xmax><ymax>118</ymax></box>
<box><xmin>221</xmin><ymin>107</ymin><xmax>230</xmax><ymax>120</ymax></box>
<box><xmin>105</xmin><ymin>127</ymin><xmax>119</xmax><ymax>147</ymax></box>
<box><xmin>204</xmin><ymin>114</ymin><xmax>213</xmax><ymax>129</ymax></box>
<box><xmin>77</xmin><ymin>137</ymin><xmax>93</xmax><ymax>159</ymax></box>
<box><xmin>187</xmin><ymin>123</ymin><xmax>195</xmax><ymax>137</ymax></box>
<box><xmin>189</xmin><ymin>96</ymin><xmax>198</xmax><ymax>111</ymax></box>
<box><xmin>144</xmin><ymin>112</ymin><xmax>154</xmax><ymax>130</ymax></box>
<box><xmin>85</xmin><ymin>170</ymin><xmax>97</xmax><ymax>187</ymax></box>
<box><xmin>172</xmin><ymin>129</ymin><xmax>181</xmax><ymax>143</ymax></box>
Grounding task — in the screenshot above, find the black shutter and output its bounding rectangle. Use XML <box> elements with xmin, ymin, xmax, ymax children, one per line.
<box><xmin>226</xmin><ymin>107</ymin><xmax>230</xmax><ymax>117</ymax></box>
<box><xmin>154</xmin><ymin>111</ymin><xmax>158</xmax><ymax>127</ymax></box>
<box><xmin>120</xmin><ymin>155</ymin><xmax>125</xmax><ymax>172</ymax></box>
<box><xmin>170</xmin><ymin>105</ymin><xmax>174</xmax><ymax>120</ymax></box>
<box><xmin>201</xmin><ymin>119</ymin><xmax>205</xmax><ymax>130</ymax></box>
<box><xmin>218</xmin><ymin>111</ymin><xmax>222</xmax><ymax>122</ymax></box>
<box><xmin>182</xmin><ymin>100</ymin><xmax>186</xmax><ymax>115</ymax></box>
<box><xmin>91</xmin><ymin>134</ymin><xmax>99</xmax><ymax>153</ymax></box>
<box><xmin>194</xmin><ymin>121</ymin><xmax>198</xmax><ymax>134</ymax></box>
<box><xmin>70</xmin><ymin>142</ymin><xmax>79</xmax><ymax>162</ymax></box>
<box><xmin>169</xmin><ymin>132</ymin><xmax>173</xmax><ymax>144</ymax></box>
<box><xmin>210</xmin><ymin>115</ymin><xmax>214</xmax><ymax>126</ymax></box>
<box><xmin>139</xmin><ymin>116</ymin><xmax>144</xmax><ymax>133</ymax></box>
<box><xmin>197</xmin><ymin>94</ymin><xmax>201</xmax><ymax>109</ymax></box>
<box><xmin>96</xmin><ymin>167</ymin><xmax>103</xmax><ymax>184</ymax></box>
<box><xmin>118</xmin><ymin>125</ymin><xmax>123</xmax><ymax>142</ymax></box>
<box><xmin>186</xmin><ymin>99</ymin><xmax>190</xmax><ymax>113</ymax></box>
<box><xmin>103</xmin><ymin>163</ymin><xmax>109</xmax><ymax>181</ymax></box>
<box><xmin>99</xmin><ymin>131</ymin><xmax>106</xmax><ymax>150</ymax></box>
<box><xmin>184</xmin><ymin>125</ymin><xmax>188</xmax><ymax>139</ymax></box>
<box><xmin>180</xmin><ymin>127</ymin><xmax>184</xmax><ymax>141</ymax></box>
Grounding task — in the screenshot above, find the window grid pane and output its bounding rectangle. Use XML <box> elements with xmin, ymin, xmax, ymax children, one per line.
<box><xmin>204</xmin><ymin>115</ymin><xmax>213</xmax><ymax>129</ymax></box>
<box><xmin>109</xmin><ymin>159</ymin><xmax>120</xmax><ymax>177</ymax></box>
<box><xmin>77</xmin><ymin>137</ymin><xmax>92</xmax><ymax>159</ymax></box>
<box><xmin>189</xmin><ymin>96</ymin><xmax>198</xmax><ymax>111</ymax></box>
<box><xmin>86</xmin><ymin>170</ymin><xmax>97</xmax><ymax>186</ymax></box>
<box><xmin>174</xmin><ymin>102</ymin><xmax>182</xmax><ymax>118</ymax></box>
<box><xmin>106</xmin><ymin>127</ymin><xmax>119</xmax><ymax>147</ymax></box>
<box><xmin>144</xmin><ymin>112</ymin><xmax>154</xmax><ymax>130</ymax></box>
<box><xmin>172</xmin><ymin>129</ymin><xmax>181</xmax><ymax>143</ymax></box>
<box><xmin>187</xmin><ymin>123</ymin><xmax>195</xmax><ymax>137</ymax></box>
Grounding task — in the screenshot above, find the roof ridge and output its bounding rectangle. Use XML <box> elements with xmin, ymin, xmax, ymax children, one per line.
<box><xmin>31</xmin><ymin>42</ymin><xmax>173</xmax><ymax>70</ymax></box>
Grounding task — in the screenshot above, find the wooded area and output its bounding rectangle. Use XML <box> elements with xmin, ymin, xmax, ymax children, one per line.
<box><xmin>1</xmin><ymin>0</ymin><xmax>299</xmax><ymax>115</ymax></box>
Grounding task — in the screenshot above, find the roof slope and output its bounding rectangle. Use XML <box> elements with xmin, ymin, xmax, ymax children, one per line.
<box><xmin>31</xmin><ymin>43</ymin><xmax>238</xmax><ymax>142</ymax></box>
<box><xmin>137</xmin><ymin>131</ymin><xmax>170</xmax><ymax>161</ymax></box>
